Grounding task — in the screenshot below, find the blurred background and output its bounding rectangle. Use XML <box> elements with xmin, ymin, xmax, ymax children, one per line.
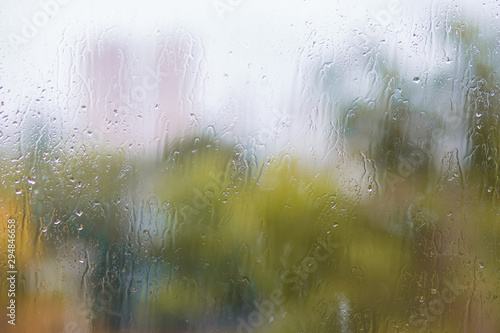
<box><xmin>0</xmin><ymin>0</ymin><xmax>499</xmax><ymax>332</ymax></box>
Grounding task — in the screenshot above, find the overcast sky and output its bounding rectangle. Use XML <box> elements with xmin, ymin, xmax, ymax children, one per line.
<box><xmin>0</xmin><ymin>0</ymin><xmax>497</xmax><ymax>157</ymax></box>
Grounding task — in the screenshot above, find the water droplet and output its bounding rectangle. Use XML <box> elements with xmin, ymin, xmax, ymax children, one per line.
<box><xmin>54</xmin><ymin>220</ymin><xmax>61</xmax><ymax>225</ymax></box>
<box><xmin>27</xmin><ymin>177</ymin><xmax>36</xmax><ymax>185</ymax></box>
<box><xmin>15</xmin><ymin>189</ymin><xmax>22</xmax><ymax>195</ymax></box>
<box><xmin>76</xmin><ymin>211</ymin><xmax>83</xmax><ymax>217</ymax></box>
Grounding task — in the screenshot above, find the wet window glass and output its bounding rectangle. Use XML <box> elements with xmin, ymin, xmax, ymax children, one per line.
<box><xmin>0</xmin><ymin>0</ymin><xmax>499</xmax><ymax>332</ymax></box>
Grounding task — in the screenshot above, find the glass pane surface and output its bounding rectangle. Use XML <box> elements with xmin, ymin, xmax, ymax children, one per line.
<box><xmin>0</xmin><ymin>0</ymin><xmax>499</xmax><ymax>332</ymax></box>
